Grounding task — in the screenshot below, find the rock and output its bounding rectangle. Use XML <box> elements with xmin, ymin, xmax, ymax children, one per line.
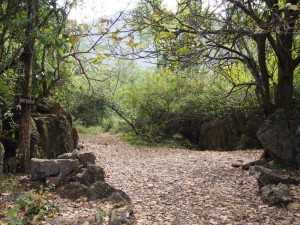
<box><xmin>261</xmin><ymin>183</ymin><xmax>293</xmax><ymax>205</ymax></box>
<box><xmin>56</xmin><ymin>182</ymin><xmax>93</xmax><ymax>200</ymax></box>
<box><xmin>248</xmin><ymin>166</ymin><xmax>256</xmax><ymax>175</ymax></box>
<box><xmin>3</xmin><ymin>156</ymin><xmax>17</xmax><ymax>173</ymax></box>
<box><xmin>241</xmin><ymin>159</ymin><xmax>266</xmax><ymax>170</ymax></box>
<box><xmin>57</xmin><ymin>152</ymin><xmax>72</xmax><ymax>159</ymax></box>
<box><xmin>90</xmin><ymin>181</ymin><xmax>115</xmax><ymax>200</ymax></box>
<box><xmin>251</xmin><ymin>165</ymin><xmax>300</xmax><ymax>189</ymax></box>
<box><xmin>78</xmin><ymin>216</ymin><xmax>98</xmax><ymax>224</ymax></box>
<box><xmin>58</xmin><ymin>150</ymin><xmax>96</xmax><ymax>165</ymax></box>
<box><xmin>59</xmin><ymin>159</ymin><xmax>80</xmax><ymax>184</ymax></box>
<box><xmin>191</xmin><ymin>111</ymin><xmax>263</xmax><ymax>150</ymax></box>
<box><xmin>30</xmin><ymin>158</ymin><xmax>79</xmax><ymax>182</ymax></box>
<box><xmin>257</xmin><ymin>109</ymin><xmax>299</xmax><ymax>168</ymax></box>
<box><xmin>109</xmin><ymin>191</ymin><xmax>131</xmax><ymax>204</ymax></box>
<box><xmin>46</xmin><ymin>177</ymin><xmax>61</xmax><ymax>187</ymax></box>
<box><xmin>31</xmin><ymin>159</ymin><xmax>59</xmax><ymax>180</ymax></box>
<box><xmin>109</xmin><ymin>204</ymin><xmax>134</xmax><ymax>225</ymax></box>
<box><xmin>231</xmin><ymin>162</ymin><xmax>242</xmax><ymax>168</ymax></box>
<box><xmin>75</xmin><ymin>164</ymin><xmax>105</xmax><ymax>187</ymax></box>
<box><xmin>78</xmin><ymin>152</ymin><xmax>96</xmax><ymax>165</ymax></box>
<box><xmin>198</xmin><ymin>119</ymin><xmax>240</xmax><ymax>150</ymax></box>
<box><xmin>33</xmin><ymin>114</ymin><xmax>78</xmax><ymax>158</ymax></box>
<box><xmin>1</xmin><ymin>98</ymin><xmax>78</xmax><ymax>162</ymax></box>
<box><xmin>35</xmin><ymin>97</ymin><xmax>64</xmax><ymax>114</ymax></box>
<box><xmin>240</xmin><ymin>133</ymin><xmax>261</xmax><ymax>149</ymax></box>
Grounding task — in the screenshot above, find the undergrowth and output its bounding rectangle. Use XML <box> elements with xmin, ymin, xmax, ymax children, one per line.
<box><xmin>0</xmin><ymin>174</ymin><xmax>57</xmax><ymax>224</ymax></box>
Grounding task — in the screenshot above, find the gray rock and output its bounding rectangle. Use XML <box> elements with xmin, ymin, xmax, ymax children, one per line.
<box><xmin>1</xmin><ymin>98</ymin><xmax>78</xmax><ymax>164</ymax></box>
<box><xmin>58</xmin><ymin>159</ymin><xmax>80</xmax><ymax>184</ymax></box>
<box><xmin>31</xmin><ymin>158</ymin><xmax>60</xmax><ymax>180</ymax></box>
<box><xmin>57</xmin><ymin>152</ymin><xmax>73</xmax><ymax>159</ymax></box>
<box><xmin>46</xmin><ymin>177</ymin><xmax>61</xmax><ymax>187</ymax></box>
<box><xmin>240</xmin><ymin>133</ymin><xmax>261</xmax><ymax>149</ymax></box>
<box><xmin>257</xmin><ymin>109</ymin><xmax>298</xmax><ymax>168</ymax></box>
<box><xmin>30</xmin><ymin>158</ymin><xmax>79</xmax><ymax>182</ymax></box>
<box><xmin>249</xmin><ymin>166</ymin><xmax>256</xmax><ymax>175</ymax></box>
<box><xmin>252</xmin><ymin>165</ymin><xmax>300</xmax><ymax>189</ymax></box>
<box><xmin>58</xmin><ymin>151</ymin><xmax>96</xmax><ymax>166</ymax></box>
<box><xmin>77</xmin><ymin>152</ymin><xmax>96</xmax><ymax>165</ymax></box>
<box><xmin>261</xmin><ymin>183</ymin><xmax>293</xmax><ymax>205</ymax></box>
<box><xmin>33</xmin><ymin>114</ymin><xmax>78</xmax><ymax>158</ymax></box>
<box><xmin>109</xmin><ymin>204</ymin><xmax>134</xmax><ymax>225</ymax></box>
<box><xmin>56</xmin><ymin>182</ymin><xmax>93</xmax><ymax>200</ymax></box>
<box><xmin>90</xmin><ymin>181</ymin><xmax>116</xmax><ymax>200</ymax></box>
<box><xmin>4</xmin><ymin>156</ymin><xmax>17</xmax><ymax>173</ymax></box>
<box><xmin>241</xmin><ymin>159</ymin><xmax>266</xmax><ymax>170</ymax></box>
<box><xmin>75</xmin><ymin>164</ymin><xmax>105</xmax><ymax>187</ymax></box>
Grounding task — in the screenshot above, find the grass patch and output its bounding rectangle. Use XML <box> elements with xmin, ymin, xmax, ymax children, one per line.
<box><xmin>74</xmin><ymin>123</ymin><xmax>103</xmax><ymax>135</ymax></box>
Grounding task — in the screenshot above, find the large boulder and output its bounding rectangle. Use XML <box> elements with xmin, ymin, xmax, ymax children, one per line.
<box><xmin>35</xmin><ymin>97</ymin><xmax>65</xmax><ymax>115</ymax></box>
<box><xmin>194</xmin><ymin>111</ymin><xmax>263</xmax><ymax>150</ymax></box>
<box><xmin>33</xmin><ymin>114</ymin><xmax>77</xmax><ymax>158</ymax></box>
<box><xmin>257</xmin><ymin>109</ymin><xmax>300</xmax><ymax>168</ymax></box>
<box><xmin>1</xmin><ymin>98</ymin><xmax>78</xmax><ymax>166</ymax></box>
<box><xmin>198</xmin><ymin>118</ymin><xmax>240</xmax><ymax>150</ymax></box>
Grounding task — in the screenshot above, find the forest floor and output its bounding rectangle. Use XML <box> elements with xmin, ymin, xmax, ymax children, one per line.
<box><xmin>79</xmin><ymin>133</ymin><xmax>300</xmax><ymax>225</ymax></box>
<box><xmin>1</xmin><ymin>133</ymin><xmax>300</xmax><ymax>225</ymax></box>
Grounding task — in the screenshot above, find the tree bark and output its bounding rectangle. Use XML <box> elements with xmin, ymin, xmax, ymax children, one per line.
<box><xmin>18</xmin><ymin>0</ymin><xmax>36</xmax><ymax>173</ymax></box>
<box><xmin>275</xmin><ymin>63</ymin><xmax>293</xmax><ymax>112</ymax></box>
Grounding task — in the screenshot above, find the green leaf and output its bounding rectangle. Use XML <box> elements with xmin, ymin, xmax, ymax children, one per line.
<box><xmin>135</xmin><ymin>43</ymin><xmax>148</xmax><ymax>49</ymax></box>
<box><xmin>289</xmin><ymin>5</ymin><xmax>298</xmax><ymax>10</ymax></box>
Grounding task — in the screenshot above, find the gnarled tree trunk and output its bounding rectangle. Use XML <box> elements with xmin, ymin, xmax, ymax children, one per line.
<box><xmin>18</xmin><ymin>0</ymin><xmax>36</xmax><ymax>173</ymax></box>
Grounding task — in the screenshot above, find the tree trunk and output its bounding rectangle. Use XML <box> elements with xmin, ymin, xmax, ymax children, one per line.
<box><xmin>275</xmin><ymin>63</ymin><xmax>294</xmax><ymax>113</ymax></box>
<box><xmin>18</xmin><ymin>0</ymin><xmax>35</xmax><ymax>173</ymax></box>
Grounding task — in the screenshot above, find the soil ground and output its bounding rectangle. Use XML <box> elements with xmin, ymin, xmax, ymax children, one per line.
<box><xmin>80</xmin><ymin>133</ymin><xmax>300</xmax><ymax>225</ymax></box>
<box><xmin>1</xmin><ymin>133</ymin><xmax>300</xmax><ymax>225</ymax></box>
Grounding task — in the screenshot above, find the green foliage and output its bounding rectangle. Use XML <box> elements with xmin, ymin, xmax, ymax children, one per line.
<box><xmin>129</xmin><ymin>0</ymin><xmax>300</xmax><ymax>112</ymax></box>
<box><xmin>7</xmin><ymin>190</ymin><xmax>57</xmax><ymax>224</ymax></box>
<box><xmin>0</xmin><ymin>174</ymin><xmax>22</xmax><ymax>193</ymax></box>
<box><xmin>96</xmin><ymin>207</ymin><xmax>109</xmax><ymax>223</ymax></box>
<box><xmin>74</xmin><ymin>123</ymin><xmax>103</xmax><ymax>135</ymax></box>
<box><xmin>110</xmin><ymin>65</ymin><xmax>258</xmax><ymax>143</ymax></box>
<box><xmin>0</xmin><ymin>0</ymin><xmax>78</xmax><ymax>110</ymax></box>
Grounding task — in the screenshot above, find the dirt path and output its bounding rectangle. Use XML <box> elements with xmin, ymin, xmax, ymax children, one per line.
<box><xmin>81</xmin><ymin>133</ymin><xmax>300</xmax><ymax>225</ymax></box>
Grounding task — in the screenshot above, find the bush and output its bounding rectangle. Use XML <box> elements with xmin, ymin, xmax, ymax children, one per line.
<box><xmin>115</xmin><ymin>67</ymin><xmax>258</xmax><ymax>144</ymax></box>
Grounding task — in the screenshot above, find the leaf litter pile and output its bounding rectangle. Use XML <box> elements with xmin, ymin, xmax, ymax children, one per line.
<box><xmin>1</xmin><ymin>133</ymin><xmax>300</xmax><ymax>225</ymax></box>
<box><xmin>82</xmin><ymin>133</ymin><xmax>300</xmax><ymax>225</ymax></box>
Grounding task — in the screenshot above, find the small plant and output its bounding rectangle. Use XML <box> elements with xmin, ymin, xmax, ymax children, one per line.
<box><xmin>0</xmin><ymin>174</ymin><xmax>22</xmax><ymax>193</ymax></box>
<box><xmin>3</xmin><ymin>110</ymin><xmax>18</xmax><ymax>139</ymax></box>
<box><xmin>6</xmin><ymin>189</ymin><xmax>57</xmax><ymax>224</ymax></box>
<box><xmin>96</xmin><ymin>207</ymin><xmax>108</xmax><ymax>223</ymax></box>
